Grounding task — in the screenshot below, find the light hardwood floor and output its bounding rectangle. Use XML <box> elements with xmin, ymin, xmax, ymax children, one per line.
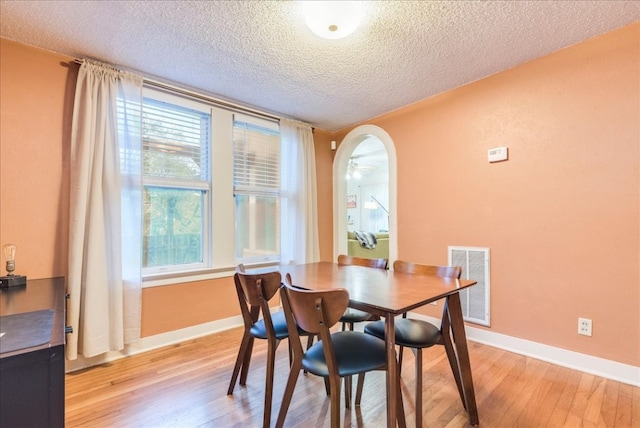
<box><xmin>65</xmin><ymin>327</ymin><xmax>639</xmax><ymax>427</ymax></box>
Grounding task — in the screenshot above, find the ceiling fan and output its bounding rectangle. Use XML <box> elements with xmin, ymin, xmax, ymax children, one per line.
<box><xmin>346</xmin><ymin>157</ymin><xmax>376</xmax><ymax>180</ymax></box>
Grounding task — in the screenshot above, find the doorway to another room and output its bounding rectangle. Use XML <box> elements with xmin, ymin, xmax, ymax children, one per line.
<box><xmin>333</xmin><ymin>125</ymin><xmax>397</xmax><ymax>264</ymax></box>
<box><xmin>346</xmin><ymin>138</ymin><xmax>389</xmax><ymax>233</ymax></box>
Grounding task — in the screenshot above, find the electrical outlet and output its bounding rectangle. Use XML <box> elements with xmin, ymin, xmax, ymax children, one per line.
<box><xmin>578</xmin><ymin>317</ymin><xmax>592</xmax><ymax>336</ymax></box>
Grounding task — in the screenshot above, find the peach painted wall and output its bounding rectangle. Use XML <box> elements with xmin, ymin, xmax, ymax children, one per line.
<box><xmin>0</xmin><ymin>39</ymin><xmax>333</xmax><ymax>339</ymax></box>
<box><xmin>2</xmin><ymin>21</ymin><xmax>638</xmax><ymax>367</ymax></box>
<box><xmin>313</xmin><ymin>128</ymin><xmax>336</xmax><ymax>262</ymax></box>
<box><xmin>331</xmin><ymin>23</ymin><xmax>639</xmax><ymax>366</ymax></box>
<box><xmin>140</xmin><ymin>277</ymin><xmax>237</xmax><ymax>337</ymax></box>
<box><xmin>0</xmin><ymin>40</ymin><xmax>253</xmax><ymax>338</ymax></box>
<box><xmin>0</xmin><ymin>39</ymin><xmax>75</xmax><ymax>279</ymax></box>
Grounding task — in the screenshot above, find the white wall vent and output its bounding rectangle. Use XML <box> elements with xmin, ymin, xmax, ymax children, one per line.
<box><xmin>448</xmin><ymin>246</ymin><xmax>490</xmax><ymax>326</ymax></box>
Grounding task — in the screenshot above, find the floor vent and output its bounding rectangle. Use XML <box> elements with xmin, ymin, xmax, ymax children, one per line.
<box><xmin>448</xmin><ymin>246</ymin><xmax>490</xmax><ymax>326</ymax></box>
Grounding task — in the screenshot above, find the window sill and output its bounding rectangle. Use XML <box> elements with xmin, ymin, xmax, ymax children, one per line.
<box><xmin>142</xmin><ymin>261</ymin><xmax>280</xmax><ymax>288</ymax></box>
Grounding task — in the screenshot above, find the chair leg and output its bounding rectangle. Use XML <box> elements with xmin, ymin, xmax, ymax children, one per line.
<box><xmin>414</xmin><ymin>348</ymin><xmax>423</xmax><ymax>428</ymax></box>
<box><xmin>275</xmin><ymin>360</ymin><xmax>302</xmax><ymax>428</ymax></box>
<box><xmin>239</xmin><ymin>336</ymin><xmax>255</xmax><ymax>386</ymax></box>
<box><xmin>306</xmin><ymin>334</ymin><xmax>315</xmax><ymax>350</ymax></box>
<box><xmin>344</xmin><ymin>322</ymin><xmax>354</xmax><ymax>406</ymax></box>
<box><xmin>396</xmin><ymin>366</ymin><xmax>407</xmax><ymax>428</ymax></box>
<box><xmin>398</xmin><ymin>345</ymin><xmax>404</xmax><ymax>376</ymax></box>
<box><xmin>344</xmin><ymin>375</ymin><xmax>352</xmax><ymax>409</ymax></box>
<box><xmin>263</xmin><ymin>338</ymin><xmax>279</xmax><ymax>428</ymax></box>
<box><xmin>329</xmin><ymin>373</ymin><xmax>342</xmax><ymax>427</ymax></box>
<box><xmin>355</xmin><ymin>372</ymin><xmax>365</xmax><ymax>406</ymax></box>
<box><xmin>303</xmin><ymin>335</ymin><xmax>315</xmax><ymax>375</ymax></box>
<box><xmin>227</xmin><ymin>330</ymin><xmax>252</xmax><ymax>395</ymax></box>
<box><xmin>442</xmin><ymin>333</ymin><xmax>465</xmax><ymax>410</ymax></box>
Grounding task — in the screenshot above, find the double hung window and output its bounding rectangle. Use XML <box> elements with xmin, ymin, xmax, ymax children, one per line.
<box><xmin>142</xmin><ymin>89</ymin><xmax>211</xmax><ymax>273</ymax></box>
<box><xmin>233</xmin><ymin>115</ymin><xmax>281</xmax><ymax>263</ymax></box>
<box><xmin>140</xmin><ymin>87</ymin><xmax>282</xmax><ymax>277</ymax></box>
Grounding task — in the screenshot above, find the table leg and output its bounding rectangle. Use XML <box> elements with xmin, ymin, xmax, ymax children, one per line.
<box><xmin>446</xmin><ymin>293</ymin><xmax>479</xmax><ymax>426</ymax></box>
<box><xmin>385</xmin><ymin>314</ymin><xmax>397</xmax><ymax>427</ymax></box>
<box><xmin>440</xmin><ymin>302</ymin><xmax>465</xmax><ymax>409</ymax></box>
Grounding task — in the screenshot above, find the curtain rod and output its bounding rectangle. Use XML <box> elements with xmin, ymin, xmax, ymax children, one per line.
<box><xmin>144</xmin><ymin>80</ymin><xmax>281</xmax><ymax>123</ymax></box>
<box><xmin>73</xmin><ymin>58</ymin><xmax>281</xmax><ymax>123</ymax></box>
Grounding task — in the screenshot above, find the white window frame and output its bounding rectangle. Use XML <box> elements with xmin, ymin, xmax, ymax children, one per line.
<box><xmin>142</xmin><ymin>86</ymin><xmax>238</xmax><ymax>279</ymax></box>
<box><xmin>233</xmin><ymin>113</ymin><xmax>282</xmax><ymax>264</ymax></box>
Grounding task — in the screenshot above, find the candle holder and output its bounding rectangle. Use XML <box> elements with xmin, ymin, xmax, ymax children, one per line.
<box><xmin>0</xmin><ymin>244</ymin><xmax>27</xmax><ymax>288</ymax></box>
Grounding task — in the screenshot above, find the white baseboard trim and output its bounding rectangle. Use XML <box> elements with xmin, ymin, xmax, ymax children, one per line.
<box><xmin>66</xmin><ymin>312</ymin><xmax>640</xmax><ymax>388</ymax></box>
<box><xmin>411</xmin><ymin>313</ymin><xmax>640</xmax><ymax>387</ymax></box>
<box><xmin>65</xmin><ymin>314</ymin><xmax>244</xmax><ymax>373</ymax></box>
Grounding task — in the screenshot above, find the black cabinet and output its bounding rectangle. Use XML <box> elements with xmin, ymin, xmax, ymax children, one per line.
<box><xmin>0</xmin><ymin>278</ymin><xmax>66</xmax><ymax>427</ymax></box>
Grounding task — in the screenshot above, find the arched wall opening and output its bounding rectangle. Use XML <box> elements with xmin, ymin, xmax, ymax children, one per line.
<box><xmin>333</xmin><ymin>125</ymin><xmax>397</xmax><ymax>263</ymax></box>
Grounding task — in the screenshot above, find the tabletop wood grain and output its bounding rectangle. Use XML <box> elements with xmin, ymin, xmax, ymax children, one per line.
<box><xmin>281</xmin><ymin>262</ymin><xmax>477</xmax><ymax>316</ymax></box>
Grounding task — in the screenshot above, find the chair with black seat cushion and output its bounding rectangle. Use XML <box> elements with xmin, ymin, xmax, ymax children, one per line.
<box><xmin>276</xmin><ymin>275</ymin><xmax>389</xmax><ymax>428</ymax></box>
<box><xmin>335</xmin><ymin>254</ymin><xmax>388</xmax><ymax>407</ymax></box>
<box><xmin>337</xmin><ymin>254</ymin><xmax>388</xmax><ymax>331</ymax></box>
<box><xmin>227</xmin><ymin>265</ymin><xmax>311</xmax><ymax>428</ymax></box>
<box><xmin>363</xmin><ymin>260</ymin><xmax>462</xmax><ymax>428</ymax></box>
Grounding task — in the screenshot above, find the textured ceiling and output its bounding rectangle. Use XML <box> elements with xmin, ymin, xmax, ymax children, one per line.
<box><xmin>1</xmin><ymin>1</ymin><xmax>638</xmax><ymax>131</ymax></box>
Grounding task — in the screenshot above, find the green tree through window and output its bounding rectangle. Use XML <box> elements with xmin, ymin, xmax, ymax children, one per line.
<box><xmin>142</xmin><ymin>96</ymin><xmax>210</xmax><ymax>269</ymax></box>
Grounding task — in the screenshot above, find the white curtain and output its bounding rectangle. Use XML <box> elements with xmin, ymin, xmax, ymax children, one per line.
<box><xmin>66</xmin><ymin>61</ymin><xmax>143</xmax><ymax>360</ymax></box>
<box><xmin>280</xmin><ymin>119</ymin><xmax>320</xmax><ymax>264</ymax></box>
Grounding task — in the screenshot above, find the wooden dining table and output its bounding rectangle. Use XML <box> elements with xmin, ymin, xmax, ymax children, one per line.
<box><xmin>280</xmin><ymin>261</ymin><xmax>479</xmax><ymax>427</ymax></box>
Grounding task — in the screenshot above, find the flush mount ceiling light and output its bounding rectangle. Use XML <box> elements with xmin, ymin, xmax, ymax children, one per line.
<box><xmin>303</xmin><ymin>1</ymin><xmax>363</xmax><ymax>40</ymax></box>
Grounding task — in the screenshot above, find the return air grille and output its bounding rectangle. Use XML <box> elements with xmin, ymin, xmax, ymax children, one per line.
<box><xmin>448</xmin><ymin>246</ymin><xmax>490</xmax><ymax>326</ymax></box>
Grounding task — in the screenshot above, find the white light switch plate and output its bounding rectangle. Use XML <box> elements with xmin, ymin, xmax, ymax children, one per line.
<box><xmin>488</xmin><ymin>147</ymin><xmax>508</xmax><ymax>162</ymax></box>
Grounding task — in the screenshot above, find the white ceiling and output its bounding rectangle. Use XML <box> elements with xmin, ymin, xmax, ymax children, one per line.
<box><xmin>1</xmin><ymin>1</ymin><xmax>638</xmax><ymax>131</ymax></box>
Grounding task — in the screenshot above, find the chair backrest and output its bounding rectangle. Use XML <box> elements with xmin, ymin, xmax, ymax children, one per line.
<box><xmin>280</xmin><ymin>278</ymin><xmax>353</xmax><ymax>404</ymax></box>
<box><xmin>234</xmin><ymin>269</ymin><xmax>282</xmax><ymax>307</ymax></box>
<box><xmin>233</xmin><ymin>267</ymin><xmax>282</xmax><ymax>334</ymax></box>
<box><xmin>337</xmin><ymin>254</ymin><xmax>388</xmax><ymax>269</ymax></box>
<box><xmin>280</xmin><ymin>281</ymin><xmax>349</xmax><ymax>335</ymax></box>
<box><xmin>393</xmin><ymin>260</ymin><xmax>462</xmax><ymax>279</ymax></box>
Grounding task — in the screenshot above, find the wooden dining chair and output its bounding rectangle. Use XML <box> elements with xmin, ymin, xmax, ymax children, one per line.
<box><xmin>227</xmin><ymin>266</ymin><xmax>311</xmax><ymax>428</ymax></box>
<box><xmin>337</xmin><ymin>254</ymin><xmax>388</xmax><ymax>331</ymax></box>
<box><xmin>276</xmin><ymin>275</ymin><xmax>388</xmax><ymax>428</ymax></box>
<box><xmin>334</xmin><ymin>254</ymin><xmax>388</xmax><ymax>407</ymax></box>
<box><xmin>363</xmin><ymin>260</ymin><xmax>462</xmax><ymax>428</ymax></box>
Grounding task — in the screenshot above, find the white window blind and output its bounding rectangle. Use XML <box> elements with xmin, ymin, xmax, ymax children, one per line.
<box><xmin>141</xmin><ymin>92</ymin><xmax>212</xmax><ymax>271</ymax></box>
<box><xmin>143</xmin><ymin>98</ymin><xmax>210</xmax><ymax>182</ymax></box>
<box><xmin>233</xmin><ymin>115</ymin><xmax>280</xmax><ymax>194</ymax></box>
<box><xmin>233</xmin><ymin>114</ymin><xmax>281</xmax><ymax>263</ymax></box>
<box><xmin>115</xmin><ymin>98</ymin><xmax>143</xmax><ymax>179</ymax></box>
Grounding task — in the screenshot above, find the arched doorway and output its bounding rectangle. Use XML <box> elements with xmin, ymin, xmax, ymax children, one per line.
<box><xmin>333</xmin><ymin>125</ymin><xmax>397</xmax><ymax>263</ymax></box>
